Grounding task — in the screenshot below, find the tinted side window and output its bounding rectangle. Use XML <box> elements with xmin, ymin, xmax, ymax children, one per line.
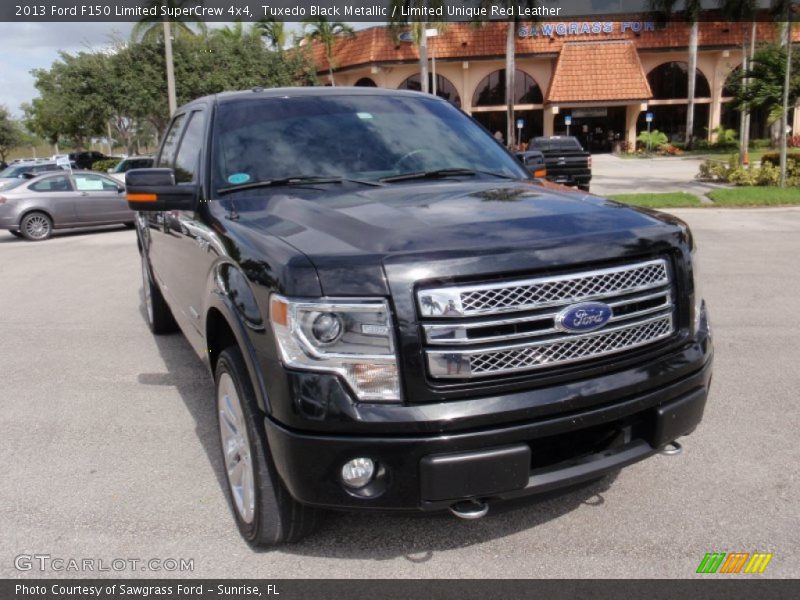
<box><xmin>157</xmin><ymin>113</ymin><xmax>187</xmax><ymax>168</ymax></box>
<box><xmin>173</xmin><ymin>111</ymin><xmax>205</xmax><ymax>183</ymax></box>
<box><xmin>30</xmin><ymin>175</ymin><xmax>72</xmax><ymax>192</ymax></box>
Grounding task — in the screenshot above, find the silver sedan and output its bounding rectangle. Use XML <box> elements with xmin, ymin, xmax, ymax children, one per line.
<box><xmin>0</xmin><ymin>170</ymin><xmax>135</xmax><ymax>241</ymax></box>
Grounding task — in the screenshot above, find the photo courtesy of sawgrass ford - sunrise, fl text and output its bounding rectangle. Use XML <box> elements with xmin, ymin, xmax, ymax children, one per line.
<box><xmin>0</xmin><ymin>0</ymin><xmax>798</xmax><ymax>598</ymax></box>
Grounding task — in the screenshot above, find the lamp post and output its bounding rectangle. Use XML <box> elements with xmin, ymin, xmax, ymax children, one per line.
<box><xmin>426</xmin><ymin>28</ymin><xmax>438</xmax><ymax>97</ymax></box>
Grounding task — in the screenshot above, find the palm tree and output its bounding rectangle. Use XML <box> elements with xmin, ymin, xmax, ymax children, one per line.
<box><xmin>389</xmin><ymin>1</ymin><xmax>446</xmax><ymax>95</ymax></box>
<box><xmin>256</xmin><ymin>17</ymin><xmax>287</xmax><ymax>52</ymax></box>
<box><xmin>651</xmin><ymin>0</ymin><xmax>703</xmax><ymax>148</ymax></box>
<box><xmin>130</xmin><ymin>1</ymin><xmax>208</xmax><ymax>43</ymax></box>
<box><xmin>718</xmin><ymin>0</ymin><xmax>758</xmax><ymax>165</ymax></box>
<box><xmin>775</xmin><ymin>0</ymin><xmax>795</xmax><ymax>187</ymax></box>
<box><xmin>303</xmin><ymin>18</ymin><xmax>355</xmax><ymax>86</ymax></box>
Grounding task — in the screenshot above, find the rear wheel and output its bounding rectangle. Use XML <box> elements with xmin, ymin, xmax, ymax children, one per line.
<box><xmin>216</xmin><ymin>347</ymin><xmax>321</xmax><ymax>546</ymax></box>
<box><xmin>140</xmin><ymin>253</ymin><xmax>178</xmax><ymax>334</ymax></box>
<box><xmin>20</xmin><ymin>212</ymin><xmax>52</xmax><ymax>241</ymax></box>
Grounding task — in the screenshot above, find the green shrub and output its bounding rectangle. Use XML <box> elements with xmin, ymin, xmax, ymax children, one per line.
<box><xmin>637</xmin><ymin>129</ymin><xmax>668</xmax><ymax>150</ymax></box>
<box><xmin>750</xmin><ymin>138</ymin><xmax>771</xmax><ymax>150</ymax></box>
<box><xmin>92</xmin><ymin>158</ymin><xmax>121</xmax><ymax>172</ymax></box>
<box><xmin>697</xmin><ymin>156</ymin><xmax>736</xmax><ymax>181</ymax></box>
<box><xmin>760</xmin><ymin>152</ymin><xmax>800</xmax><ymax>167</ymax></box>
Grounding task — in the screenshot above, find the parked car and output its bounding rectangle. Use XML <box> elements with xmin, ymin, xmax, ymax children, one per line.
<box><xmin>0</xmin><ymin>161</ymin><xmax>65</xmax><ymax>190</ymax></box>
<box><xmin>527</xmin><ymin>136</ymin><xmax>592</xmax><ymax>191</ymax></box>
<box><xmin>515</xmin><ymin>150</ymin><xmax>547</xmax><ymax>178</ymax></box>
<box><xmin>68</xmin><ymin>150</ymin><xmax>110</xmax><ymax>170</ymax></box>
<box><xmin>107</xmin><ymin>156</ymin><xmax>154</xmax><ymax>183</ymax></box>
<box><xmin>127</xmin><ymin>87</ymin><xmax>712</xmax><ymax>546</ymax></box>
<box><xmin>0</xmin><ymin>170</ymin><xmax>133</xmax><ymax>240</ymax></box>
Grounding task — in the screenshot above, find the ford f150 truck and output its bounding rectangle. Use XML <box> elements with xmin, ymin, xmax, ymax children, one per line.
<box><xmin>127</xmin><ymin>88</ymin><xmax>712</xmax><ymax>546</ymax></box>
<box><xmin>527</xmin><ymin>136</ymin><xmax>592</xmax><ymax>191</ymax></box>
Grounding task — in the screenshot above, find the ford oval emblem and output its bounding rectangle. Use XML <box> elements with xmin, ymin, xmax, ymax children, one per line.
<box><xmin>555</xmin><ymin>302</ymin><xmax>613</xmax><ymax>333</ymax></box>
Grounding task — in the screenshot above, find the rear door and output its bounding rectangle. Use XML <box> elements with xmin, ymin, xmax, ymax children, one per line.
<box><xmin>26</xmin><ymin>174</ymin><xmax>80</xmax><ymax>225</ymax></box>
<box><xmin>71</xmin><ymin>173</ymin><xmax>127</xmax><ymax>224</ymax></box>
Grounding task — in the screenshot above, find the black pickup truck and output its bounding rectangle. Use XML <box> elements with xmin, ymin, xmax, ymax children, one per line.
<box><xmin>527</xmin><ymin>136</ymin><xmax>592</xmax><ymax>191</ymax></box>
<box><xmin>127</xmin><ymin>88</ymin><xmax>712</xmax><ymax>546</ymax></box>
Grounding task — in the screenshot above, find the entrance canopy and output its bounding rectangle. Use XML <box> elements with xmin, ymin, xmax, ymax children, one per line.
<box><xmin>546</xmin><ymin>41</ymin><xmax>652</xmax><ymax>105</ymax></box>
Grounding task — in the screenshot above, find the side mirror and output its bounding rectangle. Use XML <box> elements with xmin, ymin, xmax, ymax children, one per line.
<box><xmin>126</xmin><ymin>168</ymin><xmax>197</xmax><ymax>211</ymax></box>
<box><xmin>116</xmin><ymin>185</ymin><xmax>125</xmax><ymax>194</ymax></box>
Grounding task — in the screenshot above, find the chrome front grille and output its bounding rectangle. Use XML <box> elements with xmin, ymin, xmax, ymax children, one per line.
<box><xmin>417</xmin><ymin>258</ymin><xmax>675</xmax><ymax>380</ymax></box>
<box><xmin>418</xmin><ymin>259</ymin><xmax>669</xmax><ymax>318</ymax></box>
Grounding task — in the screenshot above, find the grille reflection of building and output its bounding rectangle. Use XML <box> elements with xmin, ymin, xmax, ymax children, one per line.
<box><xmin>309</xmin><ymin>21</ymin><xmax>800</xmax><ymax>150</ymax></box>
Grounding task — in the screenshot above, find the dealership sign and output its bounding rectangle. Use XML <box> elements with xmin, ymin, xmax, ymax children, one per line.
<box><xmin>519</xmin><ymin>21</ymin><xmax>656</xmax><ymax>38</ymax></box>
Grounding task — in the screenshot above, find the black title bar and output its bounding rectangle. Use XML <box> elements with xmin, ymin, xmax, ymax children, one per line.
<box><xmin>2</xmin><ymin>0</ymin><xmax>791</xmax><ymax>22</ymax></box>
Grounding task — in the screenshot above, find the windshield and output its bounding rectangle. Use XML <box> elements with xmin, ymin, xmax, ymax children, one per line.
<box><xmin>0</xmin><ymin>166</ymin><xmax>28</xmax><ymax>178</ymax></box>
<box><xmin>211</xmin><ymin>94</ymin><xmax>529</xmax><ymax>195</ymax></box>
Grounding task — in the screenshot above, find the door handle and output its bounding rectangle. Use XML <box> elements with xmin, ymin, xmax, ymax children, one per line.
<box><xmin>80</xmin><ymin>192</ymin><xmax>88</xmax><ymax>196</ymax></box>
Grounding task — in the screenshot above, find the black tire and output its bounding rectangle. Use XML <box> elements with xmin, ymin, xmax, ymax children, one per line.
<box><xmin>124</xmin><ymin>222</ymin><xmax>136</xmax><ymax>229</ymax></box>
<box><xmin>20</xmin><ymin>212</ymin><xmax>53</xmax><ymax>241</ymax></box>
<box><xmin>140</xmin><ymin>253</ymin><xmax>178</xmax><ymax>334</ymax></box>
<box><xmin>9</xmin><ymin>230</ymin><xmax>23</xmax><ymax>238</ymax></box>
<box><xmin>578</xmin><ymin>184</ymin><xmax>590</xmax><ymax>192</ymax></box>
<box><xmin>215</xmin><ymin>347</ymin><xmax>321</xmax><ymax>546</ymax></box>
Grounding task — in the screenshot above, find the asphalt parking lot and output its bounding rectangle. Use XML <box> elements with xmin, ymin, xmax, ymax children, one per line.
<box><xmin>1</xmin><ymin>208</ymin><xmax>799</xmax><ymax>579</ymax></box>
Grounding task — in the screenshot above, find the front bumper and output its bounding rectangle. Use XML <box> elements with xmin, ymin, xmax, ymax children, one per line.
<box><xmin>264</xmin><ymin>350</ymin><xmax>712</xmax><ymax>512</ymax></box>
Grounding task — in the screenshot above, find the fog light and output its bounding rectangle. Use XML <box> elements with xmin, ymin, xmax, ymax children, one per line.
<box><xmin>341</xmin><ymin>457</ymin><xmax>375</xmax><ymax>489</ymax></box>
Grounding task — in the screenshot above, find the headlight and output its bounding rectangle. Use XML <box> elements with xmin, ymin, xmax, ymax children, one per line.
<box><xmin>270</xmin><ymin>295</ymin><xmax>400</xmax><ymax>402</ymax></box>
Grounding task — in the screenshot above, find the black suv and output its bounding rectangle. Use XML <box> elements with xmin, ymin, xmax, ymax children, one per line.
<box><xmin>127</xmin><ymin>88</ymin><xmax>712</xmax><ymax>546</ymax></box>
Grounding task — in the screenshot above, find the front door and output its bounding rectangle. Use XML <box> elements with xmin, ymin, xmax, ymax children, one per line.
<box><xmin>71</xmin><ymin>173</ymin><xmax>128</xmax><ymax>223</ymax></box>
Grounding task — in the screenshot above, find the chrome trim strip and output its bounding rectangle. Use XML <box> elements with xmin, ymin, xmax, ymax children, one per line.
<box><xmin>417</xmin><ymin>258</ymin><xmax>669</xmax><ymax>318</ymax></box>
<box><xmin>423</xmin><ymin>291</ymin><xmax>672</xmax><ymax>345</ymax></box>
<box><xmin>426</xmin><ymin>314</ymin><xmax>673</xmax><ymax>379</ymax></box>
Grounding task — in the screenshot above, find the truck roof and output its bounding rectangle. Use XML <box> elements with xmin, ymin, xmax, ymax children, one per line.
<box><xmin>180</xmin><ymin>86</ymin><xmax>448</xmax><ymax>111</ymax></box>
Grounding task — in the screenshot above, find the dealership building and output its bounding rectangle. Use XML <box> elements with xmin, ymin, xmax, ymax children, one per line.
<box><xmin>310</xmin><ymin>20</ymin><xmax>800</xmax><ymax>151</ymax></box>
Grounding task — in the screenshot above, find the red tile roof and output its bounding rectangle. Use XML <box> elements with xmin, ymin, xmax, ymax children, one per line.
<box><xmin>546</xmin><ymin>41</ymin><xmax>651</xmax><ymax>103</ymax></box>
<box><xmin>308</xmin><ymin>20</ymin><xmax>799</xmax><ymax>74</ymax></box>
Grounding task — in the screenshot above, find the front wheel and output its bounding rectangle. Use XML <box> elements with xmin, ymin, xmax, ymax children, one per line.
<box><xmin>20</xmin><ymin>212</ymin><xmax>52</xmax><ymax>241</ymax></box>
<box><xmin>216</xmin><ymin>347</ymin><xmax>321</xmax><ymax>546</ymax></box>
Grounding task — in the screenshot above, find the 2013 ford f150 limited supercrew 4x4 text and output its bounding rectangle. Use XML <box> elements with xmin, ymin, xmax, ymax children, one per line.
<box><xmin>127</xmin><ymin>88</ymin><xmax>712</xmax><ymax>546</ymax></box>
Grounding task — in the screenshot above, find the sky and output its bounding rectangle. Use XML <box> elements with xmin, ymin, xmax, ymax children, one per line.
<box><xmin>0</xmin><ymin>22</ymin><xmax>137</xmax><ymax>117</ymax></box>
<box><xmin>0</xmin><ymin>20</ymin><xmax>339</xmax><ymax>119</ymax></box>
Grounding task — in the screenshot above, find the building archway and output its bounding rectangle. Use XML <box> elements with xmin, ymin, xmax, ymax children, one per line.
<box><xmin>471</xmin><ymin>69</ymin><xmax>544</xmax><ymax>144</ymax></box>
<box><xmin>397</xmin><ymin>73</ymin><xmax>461</xmax><ymax>106</ymax></box>
<box><xmin>648</xmin><ymin>61</ymin><xmax>710</xmax><ymax>99</ymax></box>
<box><xmin>643</xmin><ymin>61</ymin><xmax>711</xmax><ymax>141</ymax></box>
<box><xmin>355</xmin><ymin>77</ymin><xmax>377</xmax><ymax>87</ymax></box>
<box><xmin>472</xmin><ymin>69</ymin><xmax>543</xmax><ymax>107</ymax></box>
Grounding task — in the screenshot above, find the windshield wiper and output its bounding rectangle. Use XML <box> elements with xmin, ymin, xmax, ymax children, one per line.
<box><xmin>379</xmin><ymin>168</ymin><xmax>517</xmax><ymax>183</ymax></box>
<box><xmin>218</xmin><ymin>175</ymin><xmax>383</xmax><ymax>195</ymax></box>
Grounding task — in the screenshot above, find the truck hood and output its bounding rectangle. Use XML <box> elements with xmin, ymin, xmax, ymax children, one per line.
<box><xmin>220</xmin><ymin>180</ymin><xmax>686</xmax><ymax>295</ymax></box>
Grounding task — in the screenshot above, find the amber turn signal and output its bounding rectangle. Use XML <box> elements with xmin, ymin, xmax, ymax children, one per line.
<box><xmin>127</xmin><ymin>193</ymin><xmax>158</xmax><ymax>202</ymax></box>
